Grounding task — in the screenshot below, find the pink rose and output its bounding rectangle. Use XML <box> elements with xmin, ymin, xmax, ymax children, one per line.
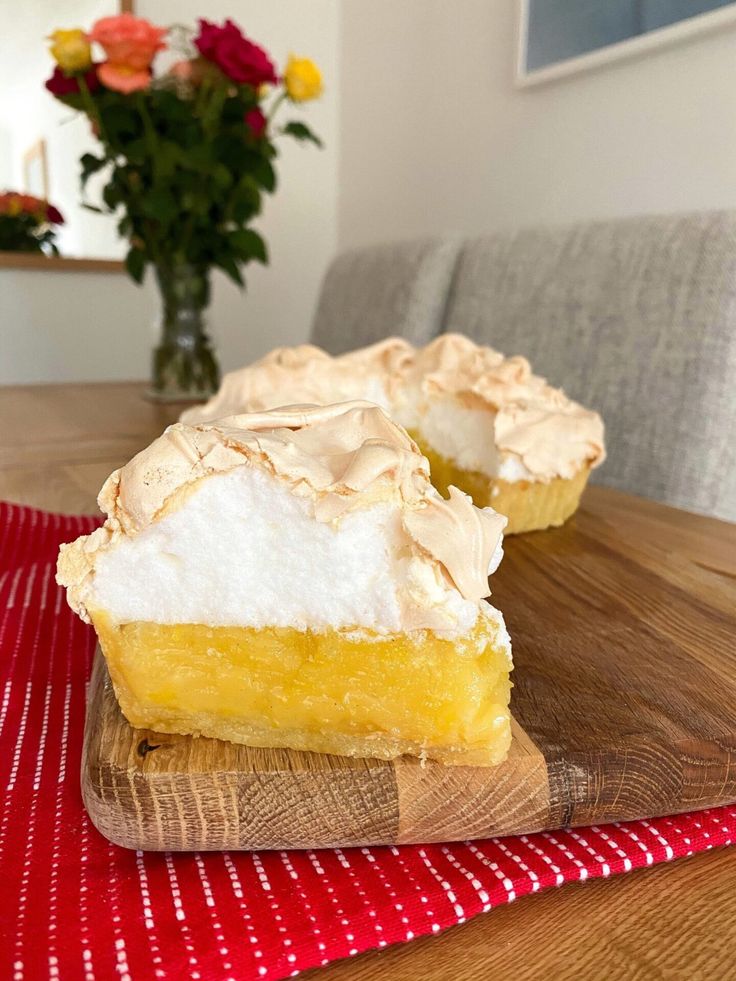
<box><xmin>169</xmin><ymin>58</ymin><xmax>208</xmax><ymax>87</ymax></box>
<box><xmin>89</xmin><ymin>13</ymin><xmax>166</xmax><ymax>93</ymax></box>
<box><xmin>194</xmin><ymin>19</ymin><xmax>277</xmax><ymax>87</ymax></box>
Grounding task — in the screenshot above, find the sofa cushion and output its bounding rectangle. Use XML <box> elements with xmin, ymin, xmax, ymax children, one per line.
<box><xmin>311</xmin><ymin>237</ymin><xmax>459</xmax><ymax>354</ymax></box>
<box><xmin>443</xmin><ymin>211</ymin><xmax>736</xmax><ymax>521</ymax></box>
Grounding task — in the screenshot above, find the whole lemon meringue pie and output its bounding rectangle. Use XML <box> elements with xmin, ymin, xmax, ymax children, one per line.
<box><xmin>57</xmin><ymin>402</ymin><xmax>513</xmax><ymax>766</ymax></box>
<box><xmin>180</xmin><ymin>334</ymin><xmax>606</xmax><ymax>534</ymax></box>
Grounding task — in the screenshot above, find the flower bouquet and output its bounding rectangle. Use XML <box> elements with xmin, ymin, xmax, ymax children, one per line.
<box><xmin>0</xmin><ymin>192</ymin><xmax>64</xmax><ymax>255</ymax></box>
<box><xmin>45</xmin><ymin>14</ymin><xmax>322</xmax><ymax>400</ymax></box>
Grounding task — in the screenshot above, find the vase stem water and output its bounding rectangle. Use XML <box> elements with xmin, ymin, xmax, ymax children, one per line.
<box><xmin>149</xmin><ymin>262</ymin><xmax>219</xmax><ymax>402</ymax></box>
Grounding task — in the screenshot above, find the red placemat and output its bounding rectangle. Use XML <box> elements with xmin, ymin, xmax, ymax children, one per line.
<box><xmin>0</xmin><ymin>500</ymin><xmax>733</xmax><ymax>981</ymax></box>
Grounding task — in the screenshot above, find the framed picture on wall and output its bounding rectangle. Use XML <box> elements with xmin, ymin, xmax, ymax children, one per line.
<box><xmin>515</xmin><ymin>0</ymin><xmax>736</xmax><ymax>87</ymax></box>
<box><xmin>23</xmin><ymin>138</ymin><xmax>49</xmax><ymax>200</ymax></box>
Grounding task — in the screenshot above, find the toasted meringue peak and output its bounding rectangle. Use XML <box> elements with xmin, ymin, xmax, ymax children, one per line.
<box><xmin>409</xmin><ymin>334</ymin><xmax>606</xmax><ymax>479</ymax></box>
<box><xmin>404</xmin><ymin>486</ymin><xmax>506</xmax><ymax>602</ymax></box>
<box><xmin>180</xmin><ymin>334</ymin><xmax>605</xmax><ymax>481</ymax></box>
<box><xmin>57</xmin><ymin>402</ymin><xmax>505</xmax><ymax>634</ymax></box>
<box><xmin>179</xmin><ymin>340</ymin><xmax>412</xmax><ymax>425</ymax></box>
<box><xmin>110</xmin><ymin>401</ymin><xmax>428</xmax><ymax>530</ymax></box>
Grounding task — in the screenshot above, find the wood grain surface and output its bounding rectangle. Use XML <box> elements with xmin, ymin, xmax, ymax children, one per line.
<box><xmin>304</xmin><ymin>845</ymin><xmax>736</xmax><ymax>981</ymax></box>
<box><xmin>2</xmin><ymin>381</ymin><xmax>735</xmax><ymax>980</ymax></box>
<box><xmin>80</xmin><ymin>479</ymin><xmax>736</xmax><ymax>850</ymax></box>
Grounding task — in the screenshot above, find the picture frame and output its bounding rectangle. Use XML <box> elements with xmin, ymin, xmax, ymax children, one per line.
<box><xmin>22</xmin><ymin>138</ymin><xmax>49</xmax><ymax>200</ymax></box>
<box><xmin>515</xmin><ymin>0</ymin><xmax>736</xmax><ymax>88</ymax></box>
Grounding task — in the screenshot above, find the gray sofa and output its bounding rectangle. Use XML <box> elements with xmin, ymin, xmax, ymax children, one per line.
<box><xmin>311</xmin><ymin>211</ymin><xmax>736</xmax><ymax>522</ymax></box>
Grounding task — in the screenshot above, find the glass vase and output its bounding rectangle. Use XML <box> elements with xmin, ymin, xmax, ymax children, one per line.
<box><xmin>149</xmin><ymin>262</ymin><xmax>220</xmax><ymax>402</ymax></box>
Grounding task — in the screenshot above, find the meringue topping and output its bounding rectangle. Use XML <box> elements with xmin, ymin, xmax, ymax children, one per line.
<box><xmin>180</xmin><ymin>334</ymin><xmax>605</xmax><ymax>481</ymax></box>
<box><xmin>57</xmin><ymin>401</ymin><xmax>507</xmax><ymax>634</ymax></box>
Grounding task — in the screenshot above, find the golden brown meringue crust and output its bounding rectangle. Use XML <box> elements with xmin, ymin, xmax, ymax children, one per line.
<box><xmin>180</xmin><ymin>334</ymin><xmax>605</xmax><ymax>482</ymax></box>
<box><xmin>408</xmin><ymin>335</ymin><xmax>605</xmax><ymax>480</ymax></box>
<box><xmin>404</xmin><ymin>487</ymin><xmax>501</xmax><ymax>603</ymax></box>
<box><xmin>57</xmin><ymin>401</ymin><xmax>506</xmax><ymax>624</ymax></box>
<box><xmin>179</xmin><ymin>339</ymin><xmax>415</xmax><ymax>427</ymax></box>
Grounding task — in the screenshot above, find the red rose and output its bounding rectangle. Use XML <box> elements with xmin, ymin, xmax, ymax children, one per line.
<box><xmin>45</xmin><ymin>64</ymin><xmax>101</xmax><ymax>97</ymax></box>
<box><xmin>46</xmin><ymin>205</ymin><xmax>65</xmax><ymax>225</ymax></box>
<box><xmin>194</xmin><ymin>19</ymin><xmax>277</xmax><ymax>87</ymax></box>
<box><xmin>244</xmin><ymin>107</ymin><xmax>266</xmax><ymax>138</ymax></box>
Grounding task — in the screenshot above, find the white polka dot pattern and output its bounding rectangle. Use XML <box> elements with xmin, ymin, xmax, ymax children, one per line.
<box><xmin>0</xmin><ymin>502</ymin><xmax>733</xmax><ymax>981</ymax></box>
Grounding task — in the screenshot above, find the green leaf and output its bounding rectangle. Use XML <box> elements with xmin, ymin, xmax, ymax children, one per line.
<box><xmin>212</xmin><ymin>163</ymin><xmax>233</xmax><ymax>190</ymax></box>
<box><xmin>101</xmin><ymin>103</ymin><xmax>140</xmax><ymax>144</ymax></box>
<box><xmin>125</xmin><ymin>247</ymin><xmax>146</xmax><ymax>284</ymax></box>
<box><xmin>231</xmin><ymin>198</ymin><xmax>260</xmax><ymax>225</ymax></box>
<box><xmin>282</xmin><ymin>121</ymin><xmax>323</xmax><ymax>148</ymax></box>
<box><xmin>102</xmin><ymin>183</ymin><xmax>121</xmax><ymax>209</ymax></box>
<box><xmin>80</xmin><ymin>152</ymin><xmax>107</xmax><ymax>188</ymax></box>
<box><xmin>184</xmin><ymin>144</ymin><xmax>216</xmax><ymax>170</ymax></box>
<box><xmin>251</xmin><ymin>156</ymin><xmax>277</xmax><ymax>193</ymax></box>
<box><xmin>141</xmin><ymin>188</ymin><xmax>179</xmax><ymax>223</ymax></box>
<box><xmin>215</xmin><ymin>253</ymin><xmax>245</xmax><ymax>287</ymax></box>
<box><xmin>228</xmin><ymin>228</ymin><xmax>268</xmax><ymax>264</ymax></box>
<box><xmin>156</xmin><ymin>140</ymin><xmax>184</xmax><ymax>178</ymax></box>
<box><xmin>229</xmin><ymin>175</ymin><xmax>262</xmax><ymax>224</ymax></box>
<box><xmin>117</xmin><ymin>138</ymin><xmax>148</xmax><ymax>166</ymax></box>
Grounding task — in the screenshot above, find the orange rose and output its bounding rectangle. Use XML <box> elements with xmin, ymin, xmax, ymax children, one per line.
<box><xmin>0</xmin><ymin>193</ymin><xmax>23</xmax><ymax>216</ymax></box>
<box><xmin>89</xmin><ymin>13</ymin><xmax>166</xmax><ymax>93</ymax></box>
<box><xmin>20</xmin><ymin>194</ymin><xmax>46</xmax><ymax>217</ymax></box>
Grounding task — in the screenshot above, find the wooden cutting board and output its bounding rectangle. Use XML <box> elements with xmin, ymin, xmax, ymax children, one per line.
<box><xmin>81</xmin><ymin>487</ymin><xmax>736</xmax><ymax>851</ymax></box>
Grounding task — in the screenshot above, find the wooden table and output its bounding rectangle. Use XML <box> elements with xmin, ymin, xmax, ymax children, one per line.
<box><xmin>2</xmin><ymin>381</ymin><xmax>735</xmax><ymax>980</ymax></box>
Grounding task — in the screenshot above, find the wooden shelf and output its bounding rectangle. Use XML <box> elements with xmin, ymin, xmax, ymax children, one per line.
<box><xmin>0</xmin><ymin>251</ymin><xmax>125</xmax><ymax>273</ymax></box>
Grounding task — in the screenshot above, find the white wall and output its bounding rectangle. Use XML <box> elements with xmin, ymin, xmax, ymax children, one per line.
<box><xmin>1</xmin><ymin>268</ymin><xmax>155</xmax><ymax>384</ymax></box>
<box><xmin>338</xmin><ymin>0</ymin><xmax>736</xmax><ymax>249</ymax></box>
<box><xmin>1</xmin><ymin>0</ymin><xmax>339</xmax><ymax>383</ymax></box>
<box><xmin>0</xmin><ymin>129</ymin><xmax>13</xmax><ymax>187</ymax></box>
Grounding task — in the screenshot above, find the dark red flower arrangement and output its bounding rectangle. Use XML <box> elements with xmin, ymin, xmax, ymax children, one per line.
<box><xmin>0</xmin><ymin>192</ymin><xmax>65</xmax><ymax>255</ymax></box>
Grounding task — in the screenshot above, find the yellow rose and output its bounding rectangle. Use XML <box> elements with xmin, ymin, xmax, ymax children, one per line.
<box><xmin>49</xmin><ymin>29</ymin><xmax>92</xmax><ymax>73</ymax></box>
<box><xmin>284</xmin><ymin>55</ymin><xmax>322</xmax><ymax>102</ymax></box>
<box><xmin>6</xmin><ymin>194</ymin><xmax>22</xmax><ymax>217</ymax></box>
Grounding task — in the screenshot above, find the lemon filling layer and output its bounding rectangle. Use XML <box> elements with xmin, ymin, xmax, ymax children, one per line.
<box><xmin>92</xmin><ymin>608</ymin><xmax>512</xmax><ymax>766</ymax></box>
<box><xmin>410</xmin><ymin>430</ymin><xmax>591</xmax><ymax>534</ymax></box>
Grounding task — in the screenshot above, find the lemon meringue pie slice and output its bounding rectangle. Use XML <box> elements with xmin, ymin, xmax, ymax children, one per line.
<box><xmin>57</xmin><ymin>402</ymin><xmax>512</xmax><ymax>766</ymax></box>
<box><xmin>180</xmin><ymin>334</ymin><xmax>606</xmax><ymax>533</ymax></box>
